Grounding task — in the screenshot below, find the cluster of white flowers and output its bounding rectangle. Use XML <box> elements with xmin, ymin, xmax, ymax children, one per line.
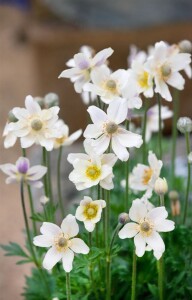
<box><xmin>3</xmin><ymin>95</ymin><xmax>82</xmax><ymax>151</ymax></box>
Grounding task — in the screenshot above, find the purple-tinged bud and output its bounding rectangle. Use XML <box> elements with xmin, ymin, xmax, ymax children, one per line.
<box><xmin>118</xmin><ymin>212</ymin><xmax>130</xmax><ymax>225</ymax></box>
<box><xmin>17</xmin><ymin>157</ymin><xmax>29</xmax><ymax>174</ymax></box>
<box><xmin>44</xmin><ymin>93</ymin><xmax>59</xmax><ymax>108</ymax></box>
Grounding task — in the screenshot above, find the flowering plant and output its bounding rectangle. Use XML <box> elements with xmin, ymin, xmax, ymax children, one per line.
<box><xmin>1</xmin><ymin>41</ymin><xmax>192</xmax><ymax>300</ymax></box>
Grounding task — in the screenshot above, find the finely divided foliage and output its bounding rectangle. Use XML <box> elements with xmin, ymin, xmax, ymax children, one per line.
<box><xmin>1</xmin><ymin>40</ymin><xmax>191</xmax><ymax>300</ymax></box>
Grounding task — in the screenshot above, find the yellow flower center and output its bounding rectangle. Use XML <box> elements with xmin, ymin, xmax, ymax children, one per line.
<box><xmin>84</xmin><ymin>204</ymin><xmax>98</xmax><ymax>219</ymax></box>
<box><xmin>138</xmin><ymin>71</ymin><xmax>149</xmax><ymax>88</ymax></box>
<box><xmin>105</xmin><ymin>79</ymin><xmax>117</xmax><ymax>93</ymax></box>
<box><xmin>139</xmin><ymin>220</ymin><xmax>153</xmax><ymax>236</ymax></box>
<box><xmin>55</xmin><ymin>135</ymin><xmax>67</xmax><ymax>145</ymax></box>
<box><xmin>105</xmin><ymin>121</ymin><xmax>118</xmax><ymax>134</ymax></box>
<box><xmin>54</xmin><ymin>233</ymin><xmax>71</xmax><ymax>252</ymax></box>
<box><xmin>142</xmin><ymin>168</ymin><xmax>153</xmax><ymax>185</ymax></box>
<box><xmin>86</xmin><ymin>165</ymin><xmax>101</xmax><ymax>181</ymax></box>
<box><xmin>31</xmin><ymin>119</ymin><xmax>43</xmax><ymax>131</ymax></box>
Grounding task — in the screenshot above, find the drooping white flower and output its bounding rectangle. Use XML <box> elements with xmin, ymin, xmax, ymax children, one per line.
<box><xmin>118</xmin><ymin>201</ymin><xmax>175</xmax><ymax>259</ymax></box>
<box><xmin>7</xmin><ymin>95</ymin><xmax>61</xmax><ymax>151</ymax></box>
<box><xmin>84</xmin><ymin>65</ymin><xmax>128</xmax><ymax>104</ymax></box>
<box><xmin>81</xmin><ymin>90</ymin><xmax>97</xmax><ymax>105</ymax></box>
<box><xmin>84</xmin><ymin>99</ymin><xmax>143</xmax><ymax>161</ymax></box>
<box><xmin>75</xmin><ymin>196</ymin><xmax>106</xmax><ymax>232</ymax></box>
<box><xmin>145</xmin><ymin>41</ymin><xmax>191</xmax><ymax>101</ymax></box>
<box><xmin>129</xmin><ymin>151</ymin><xmax>163</xmax><ymax>197</ymax></box>
<box><xmin>0</xmin><ymin>157</ymin><xmax>47</xmax><ymax>188</ymax></box>
<box><xmin>59</xmin><ymin>47</ymin><xmax>114</xmax><ymax>93</ymax></box>
<box><xmin>145</xmin><ymin>104</ymin><xmax>173</xmax><ymax>142</ymax></box>
<box><xmin>33</xmin><ymin>214</ymin><xmax>89</xmax><ymax>272</ymax></box>
<box><xmin>67</xmin><ymin>140</ymin><xmax>117</xmax><ymax>191</ymax></box>
<box><xmin>53</xmin><ymin>119</ymin><xmax>82</xmax><ymax>149</ymax></box>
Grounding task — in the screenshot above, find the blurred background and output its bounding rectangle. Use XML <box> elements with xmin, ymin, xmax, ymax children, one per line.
<box><xmin>0</xmin><ymin>1</ymin><xmax>191</xmax><ymax>299</ymax></box>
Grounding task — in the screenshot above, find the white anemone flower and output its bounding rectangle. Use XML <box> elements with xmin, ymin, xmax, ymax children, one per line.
<box><xmin>0</xmin><ymin>157</ymin><xmax>47</xmax><ymax>188</ymax></box>
<box><xmin>145</xmin><ymin>104</ymin><xmax>173</xmax><ymax>142</ymax></box>
<box><xmin>127</xmin><ymin>44</ymin><xmax>147</xmax><ymax>68</ymax></box>
<box><xmin>75</xmin><ymin>196</ymin><xmax>106</xmax><ymax>232</ymax></box>
<box><xmin>59</xmin><ymin>47</ymin><xmax>114</xmax><ymax>93</ymax></box>
<box><xmin>7</xmin><ymin>95</ymin><xmax>61</xmax><ymax>151</ymax></box>
<box><xmin>129</xmin><ymin>151</ymin><xmax>163</xmax><ymax>197</ymax></box>
<box><xmin>54</xmin><ymin>119</ymin><xmax>82</xmax><ymax>149</ymax></box>
<box><xmin>118</xmin><ymin>201</ymin><xmax>175</xmax><ymax>259</ymax></box>
<box><xmin>33</xmin><ymin>214</ymin><xmax>89</xmax><ymax>272</ymax></box>
<box><xmin>145</xmin><ymin>41</ymin><xmax>191</xmax><ymax>101</ymax></box>
<box><xmin>84</xmin><ymin>65</ymin><xmax>128</xmax><ymax>104</ymax></box>
<box><xmin>68</xmin><ymin>140</ymin><xmax>117</xmax><ymax>191</ymax></box>
<box><xmin>84</xmin><ymin>99</ymin><xmax>143</xmax><ymax>161</ymax></box>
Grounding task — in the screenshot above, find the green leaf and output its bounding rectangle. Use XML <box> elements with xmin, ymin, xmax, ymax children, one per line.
<box><xmin>0</xmin><ymin>242</ymin><xmax>29</xmax><ymax>258</ymax></box>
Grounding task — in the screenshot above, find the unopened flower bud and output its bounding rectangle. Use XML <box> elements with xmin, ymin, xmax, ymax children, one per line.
<box><xmin>177</xmin><ymin>117</ymin><xmax>192</xmax><ymax>133</ymax></box>
<box><xmin>44</xmin><ymin>93</ymin><xmax>59</xmax><ymax>108</ymax></box>
<box><xmin>118</xmin><ymin>212</ymin><xmax>129</xmax><ymax>225</ymax></box>
<box><xmin>8</xmin><ymin>110</ymin><xmax>18</xmax><ymax>123</ymax></box>
<box><xmin>34</xmin><ymin>96</ymin><xmax>44</xmax><ymax>108</ymax></box>
<box><xmin>40</xmin><ymin>196</ymin><xmax>49</xmax><ymax>205</ymax></box>
<box><xmin>154</xmin><ymin>178</ymin><xmax>168</xmax><ymax>196</ymax></box>
<box><xmin>178</xmin><ymin>40</ymin><xmax>192</xmax><ymax>54</ymax></box>
<box><xmin>188</xmin><ymin>152</ymin><xmax>192</xmax><ymax>164</ymax></box>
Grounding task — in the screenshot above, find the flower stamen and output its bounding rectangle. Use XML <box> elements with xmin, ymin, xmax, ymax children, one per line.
<box><xmin>85</xmin><ymin>165</ymin><xmax>101</xmax><ymax>180</ymax></box>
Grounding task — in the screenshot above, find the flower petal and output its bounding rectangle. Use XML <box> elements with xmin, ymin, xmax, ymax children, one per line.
<box><xmin>134</xmin><ymin>233</ymin><xmax>146</xmax><ymax>257</ymax></box>
<box><xmin>92</xmin><ymin>47</ymin><xmax>114</xmax><ymax>66</ymax></box>
<box><xmin>147</xmin><ymin>207</ymin><xmax>168</xmax><ymax>224</ymax></box>
<box><xmin>154</xmin><ymin>219</ymin><xmax>175</xmax><ymax>232</ymax></box>
<box><xmin>43</xmin><ymin>246</ymin><xmax>62</xmax><ymax>270</ymax></box>
<box><xmin>87</xmin><ymin>106</ymin><xmax>107</xmax><ymax>124</ymax></box>
<box><xmin>112</xmin><ymin>136</ymin><xmax>129</xmax><ymax>161</ymax></box>
<box><xmin>146</xmin><ymin>231</ymin><xmax>165</xmax><ymax>253</ymax></box>
<box><xmin>40</xmin><ymin>222</ymin><xmax>62</xmax><ymax>238</ymax></box>
<box><xmin>70</xmin><ymin>238</ymin><xmax>89</xmax><ymax>254</ymax></box>
<box><xmin>62</xmin><ymin>248</ymin><xmax>74</xmax><ymax>273</ymax></box>
<box><xmin>129</xmin><ymin>201</ymin><xmax>148</xmax><ymax>222</ymax></box>
<box><xmin>83</xmin><ymin>124</ymin><xmax>102</xmax><ymax>138</ymax></box>
<box><xmin>107</xmin><ymin>99</ymin><xmax>128</xmax><ymax>124</ymax></box>
<box><xmin>61</xmin><ymin>214</ymin><xmax>79</xmax><ymax>238</ymax></box>
<box><xmin>33</xmin><ymin>235</ymin><xmax>53</xmax><ymax>247</ymax></box>
<box><xmin>118</xmin><ymin>222</ymin><xmax>139</xmax><ymax>239</ymax></box>
<box><xmin>27</xmin><ymin>166</ymin><xmax>47</xmax><ymax>181</ymax></box>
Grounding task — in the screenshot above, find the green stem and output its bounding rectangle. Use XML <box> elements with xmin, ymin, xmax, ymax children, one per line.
<box><xmin>125</xmin><ymin>120</ymin><xmax>130</xmax><ymax>211</ymax></box>
<box><xmin>106</xmin><ymin>224</ymin><xmax>122</xmax><ymax>300</ymax></box>
<box><xmin>171</xmin><ymin>90</ymin><xmax>180</xmax><ymax>188</ymax></box>
<box><xmin>20</xmin><ymin>181</ymin><xmax>39</xmax><ymax>266</ymax></box>
<box><xmin>157</xmin><ymin>94</ymin><xmax>162</xmax><ymax>160</ymax></box>
<box><xmin>158</xmin><ymin>257</ymin><xmax>164</xmax><ymax>300</ymax></box>
<box><xmin>21</xmin><ymin>148</ymin><xmax>37</xmax><ymax>236</ymax></box>
<box><xmin>47</xmin><ymin>151</ymin><xmax>53</xmax><ymax>204</ymax></box>
<box><xmin>105</xmin><ymin>190</ymin><xmax>110</xmax><ymax>248</ymax></box>
<box><xmin>57</xmin><ymin>146</ymin><xmax>65</xmax><ymax>218</ymax></box>
<box><xmin>183</xmin><ymin>132</ymin><xmax>191</xmax><ymax>224</ymax></box>
<box><xmin>66</xmin><ymin>272</ymin><xmax>71</xmax><ymax>300</ymax></box>
<box><xmin>131</xmin><ymin>250</ymin><xmax>137</xmax><ymax>300</ymax></box>
<box><xmin>42</xmin><ymin>147</ymin><xmax>49</xmax><ymax>198</ymax></box>
<box><xmin>27</xmin><ymin>185</ymin><xmax>37</xmax><ymax>235</ymax></box>
<box><xmin>160</xmin><ymin>195</ymin><xmax>165</xmax><ymax>206</ymax></box>
<box><xmin>142</xmin><ymin>98</ymin><xmax>149</xmax><ymax>164</ymax></box>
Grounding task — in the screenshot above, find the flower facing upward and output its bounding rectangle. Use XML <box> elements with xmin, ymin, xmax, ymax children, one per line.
<box><xmin>75</xmin><ymin>196</ymin><xmax>106</xmax><ymax>232</ymax></box>
<box><xmin>84</xmin><ymin>65</ymin><xmax>128</xmax><ymax>104</ymax></box>
<box><xmin>33</xmin><ymin>214</ymin><xmax>89</xmax><ymax>272</ymax></box>
<box><xmin>129</xmin><ymin>151</ymin><xmax>163</xmax><ymax>198</ymax></box>
<box><xmin>84</xmin><ymin>99</ymin><xmax>143</xmax><ymax>161</ymax></box>
<box><xmin>59</xmin><ymin>47</ymin><xmax>114</xmax><ymax>93</ymax></box>
<box><xmin>118</xmin><ymin>201</ymin><xmax>175</xmax><ymax>259</ymax></box>
<box><xmin>53</xmin><ymin>119</ymin><xmax>82</xmax><ymax>149</ymax></box>
<box><xmin>68</xmin><ymin>140</ymin><xmax>117</xmax><ymax>190</ymax></box>
<box><xmin>0</xmin><ymin>157</ymin><xmax>47</xmax><ymax>188</ymax></box>
<box><xmin>7</xmin><ymin>95</ymin><xmax>61</xmax><ymax>151</ymax></box>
